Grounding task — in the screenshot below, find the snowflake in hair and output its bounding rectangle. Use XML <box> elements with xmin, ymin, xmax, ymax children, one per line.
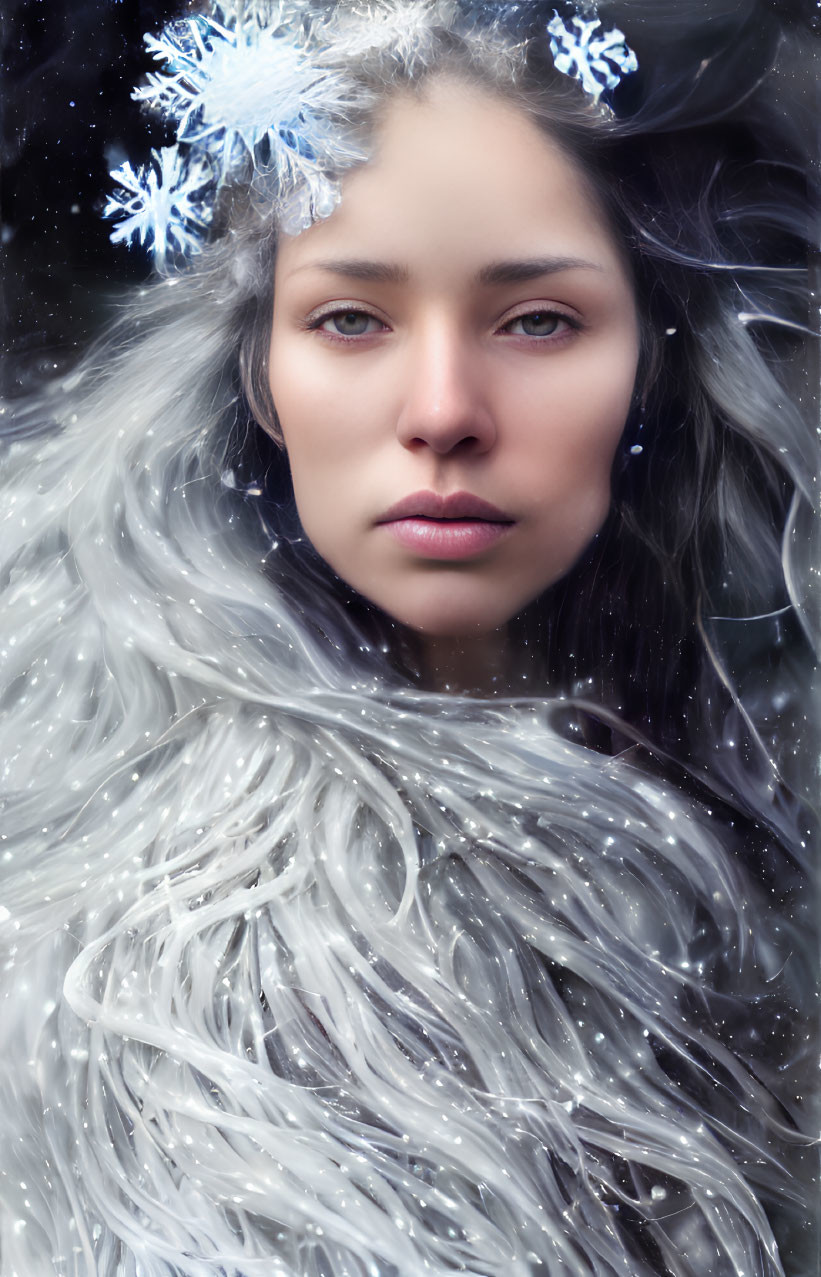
<box><xmin>317</xmin><ymin>0</ymin><xmax>456</xmax><ymax>74</ymax></box>
<box><xmin>134</xmin><ymin>9</ymin><xmax>353</xmax><ymax>178</ymax></box>
<box><xmin>104</xmin><ymin>147</ymin><xmax>213</xmax><ymax>261</ymax></box>
<box><xmin>546</xmin><ymin>11</ymin><xmax>637</xmax><ymax>102</ymax></box>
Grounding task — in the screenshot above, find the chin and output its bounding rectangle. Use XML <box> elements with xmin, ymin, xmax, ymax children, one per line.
<box><xmin>374</xmin><ymin>586</ymin><xmax>532</xmax><ymax>640</ymax></box>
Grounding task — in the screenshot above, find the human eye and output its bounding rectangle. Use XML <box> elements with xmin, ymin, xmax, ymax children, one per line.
<box><xmin>306</xmin><ymin>306</ymin><xmax>387</xmax><ymax>342</ymax></box>
<box><xmin>501</xmin><ymin>308</ymin><xmax>580</xmax><ymax>340</ymax></box>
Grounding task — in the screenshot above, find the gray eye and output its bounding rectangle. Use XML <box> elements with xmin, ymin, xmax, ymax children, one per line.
<box><xmin>329</xmin><ymin>311</ymin><xmax>373</xmax><ymax>335</ymax></box>
<box><xmin>516</xmin><ymin>312</ymin><xmax>562</xmax><ymax>336</ymax></box>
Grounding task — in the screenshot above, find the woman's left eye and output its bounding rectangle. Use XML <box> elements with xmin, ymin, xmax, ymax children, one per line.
<box><xmin>503</xmin><ymin>310</ymin><xmax>572</xmax><ymax>338</ymax></box>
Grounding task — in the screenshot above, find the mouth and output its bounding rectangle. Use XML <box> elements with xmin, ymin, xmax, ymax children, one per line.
<box><xmin>376</xmin><ymin>490</ymin><xmax>515</xmax><ymax>561</ymax></box>
<box><xmin>377</xmin><ymin>490</ymin><xmax>513</xmax><ymax>523</ymax></box>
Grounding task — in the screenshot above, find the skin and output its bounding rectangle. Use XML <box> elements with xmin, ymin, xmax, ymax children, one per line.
<box><xmin>268</xmin><ymin>76</ymin><xmax>640</xmax><ymax>691</ymax></box>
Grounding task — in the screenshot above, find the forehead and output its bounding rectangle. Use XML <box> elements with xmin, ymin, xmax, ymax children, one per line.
<box><xmin>275</xmin><ymin>77</ymin><xmax>629</xmax><ymax>289</ymax></box>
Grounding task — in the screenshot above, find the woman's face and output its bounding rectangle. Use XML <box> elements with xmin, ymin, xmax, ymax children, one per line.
<box><xmin>269</xmin><ymin>77</ymin><xmax>640</xmax><ymax>640</ymax></box>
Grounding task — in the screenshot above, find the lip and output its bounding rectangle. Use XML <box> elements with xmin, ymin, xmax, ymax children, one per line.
<box><xmin>376</xmin><ymin>490</ymin><xmax>513</xmax><ymax>523</ymax></box>
<box><xmin>376</xmin><ymin>490</ymin><xmax>515</xmax><ymax>561</ymax></box>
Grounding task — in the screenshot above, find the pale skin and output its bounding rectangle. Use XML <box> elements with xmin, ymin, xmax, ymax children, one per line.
<box><xmin>268</xmin><ymin>76</ymin><xmax>641</xmax><ymax>694</ymax></box>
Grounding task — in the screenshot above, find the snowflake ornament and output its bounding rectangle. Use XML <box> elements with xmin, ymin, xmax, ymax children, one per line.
<box><xmin>546</xmin><ymin>11</ymin><xmax>637</xmax><ymax>102</ymax></box>
<box><xmin>104</xmin><ymin>0</ymin><xmax>640</xmax><ymax>265</ymax></box>
<box><xmin>105</xmin><ymin>147</ymin><xmax>213</xmax><ymax>261</ymax></box>
<box><xmin>134</xmin><ymin>10</ymin><xmax>353</xmax><ymax>179</ymax></box>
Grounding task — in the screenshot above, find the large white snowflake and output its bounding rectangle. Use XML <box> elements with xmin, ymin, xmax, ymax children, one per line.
<box><xmin>546</xmin><ymin>12</ymin><xmax>638</xmax><ymax>103</ymax></box>
<box><xmin>104</xmin><ymin>147</ymin><xmax>213</xmax><ymax>261</ymax></box>
<box><xmin>134</xmin><ymin>11</ymin><xmax>354</xmax><ymax>177</ymax></box>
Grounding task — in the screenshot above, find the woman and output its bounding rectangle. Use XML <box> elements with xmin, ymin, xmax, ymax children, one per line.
<box><xmin>0</xmin><ymin>1</ymin><xmax>817</xmax><ymax>1274</ymax></box>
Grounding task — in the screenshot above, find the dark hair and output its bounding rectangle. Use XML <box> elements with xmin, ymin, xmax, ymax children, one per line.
<box><xmin>230</xmin><ymin>3</ymin><xmax>815</xmax><ymax>785</ymax></box>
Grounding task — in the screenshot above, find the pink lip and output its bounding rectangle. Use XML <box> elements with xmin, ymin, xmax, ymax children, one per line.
<box><xmin>376</xmin><ymin>490</ymin><xmax>515</xmax><ymax>561</ymax></box>
<box><xmin>377</xmin><ymin>490</ymin><xmax>513</xmax><ymax>523</ymax></box>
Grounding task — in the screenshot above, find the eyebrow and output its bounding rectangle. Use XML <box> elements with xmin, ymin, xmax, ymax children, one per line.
<box><xmin>289</xmin><ymin>256</ymin><xmax>606</xmax><ymax>285</ymax></box>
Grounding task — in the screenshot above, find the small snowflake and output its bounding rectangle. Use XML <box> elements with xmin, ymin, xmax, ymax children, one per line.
<box><xmin>104</xmin><ymin>147</ymin><xmax>213</xmax><ymax>261</ymax></box>
<box><xmin>546</xmin><ymin>12</ymin><xmax>638</xmax><ymax>102</ymax></box>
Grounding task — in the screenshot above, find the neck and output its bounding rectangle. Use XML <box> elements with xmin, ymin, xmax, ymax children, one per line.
<box><xmin>420</xmin><ymin>629</ymin><xmax>511</xmax><ymax>697</ymax></box>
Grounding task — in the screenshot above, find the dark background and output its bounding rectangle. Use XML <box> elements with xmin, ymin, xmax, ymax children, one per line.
<box><xmin>0</xmin><ymin>0</ymin><xmax>187</xmax><ymax>392</ymax></box>
<box><xmin>1</xmin><ymin>0</ymin><xmax>818</xmax><ymax>395</ymax></box>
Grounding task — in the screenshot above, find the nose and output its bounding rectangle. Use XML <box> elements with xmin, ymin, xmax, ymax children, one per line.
<box><xmin>394</xmin><ymin>323</ymin><xmax>497</xmax><ymax>455</ymax></box>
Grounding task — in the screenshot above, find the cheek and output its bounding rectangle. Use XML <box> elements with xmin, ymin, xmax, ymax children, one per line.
<box><xmin>268</xmin><ymin>343</ymin><xmax>342</xmax><ymax>513</ymax></box>
<box><xmin>521</xmin><ymin>376</ymin><xmax>632</xmax><ymax>498</ymax></box>
<box><xmin>511</xmin><ymin>350</ymin><xmax>636</xmax><ymax>574</ymax></box>
<box><xmin>269</xmin><ymin>338</ymin><xmax>378</xmax><ymax>467</ymax></box>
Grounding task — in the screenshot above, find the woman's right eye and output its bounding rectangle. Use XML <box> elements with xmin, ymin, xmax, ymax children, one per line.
<box><xmin>313</xmin><ymin>309</ymin><xmax>384</xmax><ymax>339</ymax></box>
